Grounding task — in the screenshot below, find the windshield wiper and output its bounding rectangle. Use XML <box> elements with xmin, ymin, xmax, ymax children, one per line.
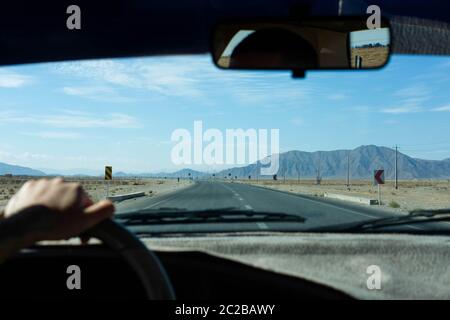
<box><xmin>115</xmin><ymin>207</ymin><xmax>305</xmax><ymax>226</ymax></box>
<box><xmin>308</xmin><ymin>208</ymin><xmax>450</xmax><ymax>233</ymax></box>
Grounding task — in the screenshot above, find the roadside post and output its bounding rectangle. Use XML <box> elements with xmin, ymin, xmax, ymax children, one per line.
<box><xmin>105</xmin><ymin>166</ymin><xmax>112</xmax><ymax>198</ymax></box>
<box><xmin>355</xmin><ymin>55</ymin><xmax>363</xmax><ymax>68</ymax></box>
<box><xmin>373</xmin><ymin>169</ymin><xmax>385</xmax><ymax>206</ymax></box>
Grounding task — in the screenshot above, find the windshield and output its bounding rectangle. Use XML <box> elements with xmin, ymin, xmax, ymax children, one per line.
<box><xmin>1</xmin><ymin>54</ymin><xmax>450</xmax><ymax>234</ymax></box>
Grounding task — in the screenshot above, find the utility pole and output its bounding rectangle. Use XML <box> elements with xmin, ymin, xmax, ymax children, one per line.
<box><xmin>395</xmin><ymin>145</ymin><xmax>398</xmax><ymax>189</ymax></box>
<box><xmin>346</xmin><ymin>151</ymin><xmax>350</xmax><ymax>189</ymax></box>
<box><xmin>316</xmin><ymin>156</ymin><xmax>322</xmax><ymax>185</ymax></box>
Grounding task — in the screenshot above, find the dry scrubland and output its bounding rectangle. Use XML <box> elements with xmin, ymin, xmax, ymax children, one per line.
<box><xmin>237</xmin><ymin>179</ymin><xmax>450</xmax><ymax>213</ymax></box>
<box><xmin>0</xmin><ymin>177</ymin><xmax>189</xmax><ymax>212</ymax></box>
<box><xmin>2</xmin><ymin>176</ymin><xmax>449</xmax><ymax>214</ymax></box>
<box><xmin>351</xmin><ymin>46</ymin><xmax>389</xmax><ymax>68</ymax></box>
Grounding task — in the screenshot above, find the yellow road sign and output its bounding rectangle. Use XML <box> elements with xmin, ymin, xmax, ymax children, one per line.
<box><xmin>105</xmin><ymin>166</ymin><xmax>112</xmax><ymax>180</ymax></box>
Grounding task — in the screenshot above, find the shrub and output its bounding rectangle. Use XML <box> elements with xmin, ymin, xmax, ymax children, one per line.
<box><xmin>389</xmin><ymin>200</ymin><xmax>400</xmax><ymax>208</ymax></box>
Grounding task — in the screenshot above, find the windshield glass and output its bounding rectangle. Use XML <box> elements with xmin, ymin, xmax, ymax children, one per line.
<box><xmin>1</xmin><ymin>54</ymin><xmax>450</xmax><ymax>234</ymax></box>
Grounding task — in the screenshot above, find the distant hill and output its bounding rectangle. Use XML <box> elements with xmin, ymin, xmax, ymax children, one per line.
<box><xmin>115</xmin><ymin>168</ymin><xmax>207</xmax><ymax>179</ymax></box>
<box><xmin>38</xmin><ymin>168</ymin><xmax>102</xmax><ymax>176</ymax></box>
<box><xmin>0</xmin><ymin>162</ymin><xmax>46</xmax><ymax>176</ymax></box>
<box><xmin>3</xmin><ymin>145</ymin><xmax>450</xmax><ymax>180</ymax></box>
<box><xmin>216</xmin><ymin>145</ymin><xmax>450</xmax><ymax>180</ymax></box>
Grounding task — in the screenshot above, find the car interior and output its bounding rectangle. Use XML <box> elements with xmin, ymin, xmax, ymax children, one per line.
<box><xmin>1</xmin><ymin>0</ymin><xmax>450</xmax><ymax>302</ymax></box>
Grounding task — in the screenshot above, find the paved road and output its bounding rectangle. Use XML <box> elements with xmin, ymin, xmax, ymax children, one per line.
<box><xmin>115</xmin><ymin>181</ymin><xmax>425</xmax><ymax>230</ymax></box>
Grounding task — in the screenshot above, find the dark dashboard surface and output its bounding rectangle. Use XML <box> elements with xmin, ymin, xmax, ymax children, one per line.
<box><xmin>0</xmin><ymin>245</ymin><xmax>350</xmax><ymax>299</ymax></box>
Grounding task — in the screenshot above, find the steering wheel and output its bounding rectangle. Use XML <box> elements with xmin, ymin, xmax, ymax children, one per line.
<box><xmin>86</xmin><ymin>218</ymin><xmax>176</xmax><ymax>300</ymax></box>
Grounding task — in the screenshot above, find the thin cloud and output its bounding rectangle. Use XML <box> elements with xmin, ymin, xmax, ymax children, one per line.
<box><xmin>0</xmin><ymin>71</ymin><xmax>32</xmax><ymax>88</ymax></box>
<box><xmin>62</xmin><ymin>86</ymin><xmax>113</xmax><ymax>96</ymax></box>
<box><xmin>381</xmin><ymin>83</ymin><xmax>431</xmax><ymax>114</ymax></box>
<box><xmin>432</xmin><ymin>105</ymin><xmax>450</xmax><ymax>112</ymax></box>
<box><xmin>0</xmin><ymin>111</ymin><xmax>140</xmax><ymax>129</ymax></box>
<box><xmin>381</xmin><ymin>106</ymin><xmax>422</xmax><ymax>114</ymax></box>
<box><xmin>394</xmin><ymin>84</ymin><xmax>431</xmax><ymax>98</ymax></box>
<box><xmin>61</xmin><ymin>86</ymin><xmax>133</xmax><ymax>102</ymax></box>
<box><xmin>21</xmin><ymin>131</ymin><xmax>83</xmax><ymax>140</ymax></box>
<box><xmin>52</xmin><ymin>56</ymin><xmax>316</xmax><ymax>102</ymax></box>
<box><xmin>327</xmin><ymin>93</ymin><xmax>347</xmax><ymax>101</ymax></box>
<box><xmin>54</xmin><ymin>60</ymin><xmax>138</xmax><ymax>87</ymax></box>
<box><xmin>0</xmin><ymin>149</ymin><xmax>51</xmax><ymax>162</ymax></box>
<box><xmin>54</xmin><ymin>58</ymin><xmax>203</xmax><ymax>98</ymax></box>
<box><xmin>290</xmin><ymin>117</ymin><xmax>304</xmax><ymax>126</ymax></box>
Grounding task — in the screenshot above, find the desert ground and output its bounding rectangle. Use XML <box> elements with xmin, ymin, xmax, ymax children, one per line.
<box><xmin>0</xmin><ymin>177</ymin><xmax>190</xmax><ymax>212</ymax></box>
<box><xmin>351</xmin><ymin>46</ymin><xmax>389</xmax><ymax>68</ymax></box>
<box><xmin>2</xmin><ymin>176</ymin><xmax>449</xmax><ymax>214</ymax></box>
<box><xmin>235</xmin><ymin>178</ymin><xmax>450</xmax><ymax>213</ymax></box>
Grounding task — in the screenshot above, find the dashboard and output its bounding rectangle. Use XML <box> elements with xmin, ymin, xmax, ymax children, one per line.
<box><xmin>2</xmin><ymin>232</ymin><xmax>450</xmax><ymax>299</ymax></box>
<box><xmin>0</xmin><ymin>244</ymin><xmax>349</xmax><ymax>299</ymax></box>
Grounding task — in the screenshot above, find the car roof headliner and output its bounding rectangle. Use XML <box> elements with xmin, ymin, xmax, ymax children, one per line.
<box><xmin>0</xmin><ymin>0</ymin><xmax>449</xmax><ymax>66</ymax></box>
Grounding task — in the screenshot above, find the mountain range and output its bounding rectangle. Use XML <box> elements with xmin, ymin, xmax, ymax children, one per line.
<box><xmin>1</xmin><ymin>145</ymin><xmax>450</xmax><ymax>180</ymax></box>
<box><xmin>216</xmin><ymin>145</ymin><xmax>450</xmax><ymax>180</ymax></box>
<box><xmin>0</xmin><ymin>162</ymin><xmax>46</xmax><ymax>176</ymax></box>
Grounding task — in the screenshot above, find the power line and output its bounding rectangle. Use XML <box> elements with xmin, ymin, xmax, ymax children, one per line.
<box><xmin>395</xmin><ymin>145</ymin><xmax>398</xmax><ymax>189</ymax></box>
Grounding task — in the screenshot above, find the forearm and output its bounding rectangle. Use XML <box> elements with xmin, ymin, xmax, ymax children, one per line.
<box><xmin>0</xmin><ymin>207</ymin><xmax>42</xmax><ymax>264</ymax></box>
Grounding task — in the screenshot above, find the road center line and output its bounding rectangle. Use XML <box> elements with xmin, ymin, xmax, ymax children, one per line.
<box><xmin>257</xmin><ymin>222</ymin><xmax>269</xmax><ymax>230</ymax></box>
<box><xmin>143</xmin><ymin>195</ymin><xmax>179</xmax><ymax>209</ymax></box>
<box><xmin>141</xmin><ymin>185</ymin><xmax>195</xmax><ymax>209</ymax></box>
<box><xmin>243</xmin><ymin>183</ymin><xmax>426</xmax><ymax>231</ymax></box>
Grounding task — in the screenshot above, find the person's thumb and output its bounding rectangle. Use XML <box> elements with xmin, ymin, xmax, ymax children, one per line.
<box><xmin>83</xmin><ymin>200</ymin><xmax>115</xmax><ymax>226</ymax></box>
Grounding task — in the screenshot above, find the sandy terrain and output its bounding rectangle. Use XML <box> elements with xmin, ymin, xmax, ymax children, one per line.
<box><xmin>0</xmin><ymin>177</ymin><xmax>190</xmax><ymax>212</ymax></box>
<box><xmin>235</xmin><ymin>179</ymin><xmax>450</xmax><ymax>213</ymax></box>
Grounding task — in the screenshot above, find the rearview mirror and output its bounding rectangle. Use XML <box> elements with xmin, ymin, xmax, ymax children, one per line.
<box><xmin>212</xmin><ymin>17</ymin><xmax>391</xmax><ymax>71</ymax></box>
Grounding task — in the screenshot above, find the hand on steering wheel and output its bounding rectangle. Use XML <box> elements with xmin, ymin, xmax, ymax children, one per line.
<box><xmin>1</xmin><ymin>178</ymin><xmax>175</xmax><ymax>299</ymax></box>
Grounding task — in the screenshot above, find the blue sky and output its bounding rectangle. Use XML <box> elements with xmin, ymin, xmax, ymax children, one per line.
<box><xmin>0</xmin><ymin>54</ymin><xmax>450</xmax><ymax>174</ymax></box>
<box><xmin>350</xmin><ymin>27</ymin><xmax>390</xmax><ymax>47</ymax></box>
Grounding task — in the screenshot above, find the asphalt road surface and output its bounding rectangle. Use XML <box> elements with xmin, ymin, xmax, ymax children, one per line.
<box><xmin>115</xmin><ymin>181</ymin><xmax>428</xmax><ymax>230</ymax></box>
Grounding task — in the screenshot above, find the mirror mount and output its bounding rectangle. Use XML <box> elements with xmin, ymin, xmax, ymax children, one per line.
<box><xmin>292</xmin><ymin>69</ymin><xmax>306</xmax><ymax>79</ymax></box>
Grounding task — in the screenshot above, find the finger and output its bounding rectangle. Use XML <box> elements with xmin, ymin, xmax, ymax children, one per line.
<box><xmin>80</xmin><ymin>189</ymin><xmax>93</xmax><ymax>209</ymax></box>
<box><xmin>71</xmin><ymin>183</ymin><xmax>92</xmax><ymax>209</ymax></box>
<box><xmin>4</xmin><ymin>194</ymin><xmax>17</xmax><ymax>218</ymax></box>
<box><xmin>84</xmin><ymin>200</ymin><xmax>114</xmax><ymax>217</ymax></box>
<box><xmin>52</xmin><ymin>177</ymin><xmax>64</xmax><ymax>183</ymax></box>
<box><xmin>81</xmin><ymin>200</ymin><xmax>115</xmax><ymax>229</ymax></box>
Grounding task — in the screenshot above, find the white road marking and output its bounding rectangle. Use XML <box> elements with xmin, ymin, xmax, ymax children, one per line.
<box><xmin>244</xmin><ymin>204</ymin><xmax>253</xmax><ymax>210</ymax></box>
<box><xmin>143</xmin><ymin>190</ymin><xmax>184</xmax><ymax>209</ymax></box>
<box><xmin>245</xmin><ymin>184</ymin><xmax>427</xmax><ymax>231</ymax></box>
<box><xmin>257</xmin><ymin>222</ymin><xmax>269</xmax><ymax>230</ymax></box>
<box><xmin>237</xmin><ymin>197</ymin><xmax>244</xmax><ymax>201</ymax></box>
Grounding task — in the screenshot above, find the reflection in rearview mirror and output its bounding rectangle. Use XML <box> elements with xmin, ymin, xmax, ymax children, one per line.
<box><xmin>212</xmin><ymin>18</ymin><xmax>391</xmax><ymax>71</ymax></box>
<box><xmin>350</xmin><ymin>28</ymin><xmax>390</xmax><ymax>69</ymax></box>
<box><xmin>217</xmin><ymin>30</ymin><xmax>256</xmax><ymax>68</ymax></box>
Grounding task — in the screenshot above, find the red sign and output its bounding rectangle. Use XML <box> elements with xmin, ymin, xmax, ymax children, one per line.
<box><xmin>374</xmin><ymin>170</ymin><xmax>385</xmax><ymax>185</ymax></box>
